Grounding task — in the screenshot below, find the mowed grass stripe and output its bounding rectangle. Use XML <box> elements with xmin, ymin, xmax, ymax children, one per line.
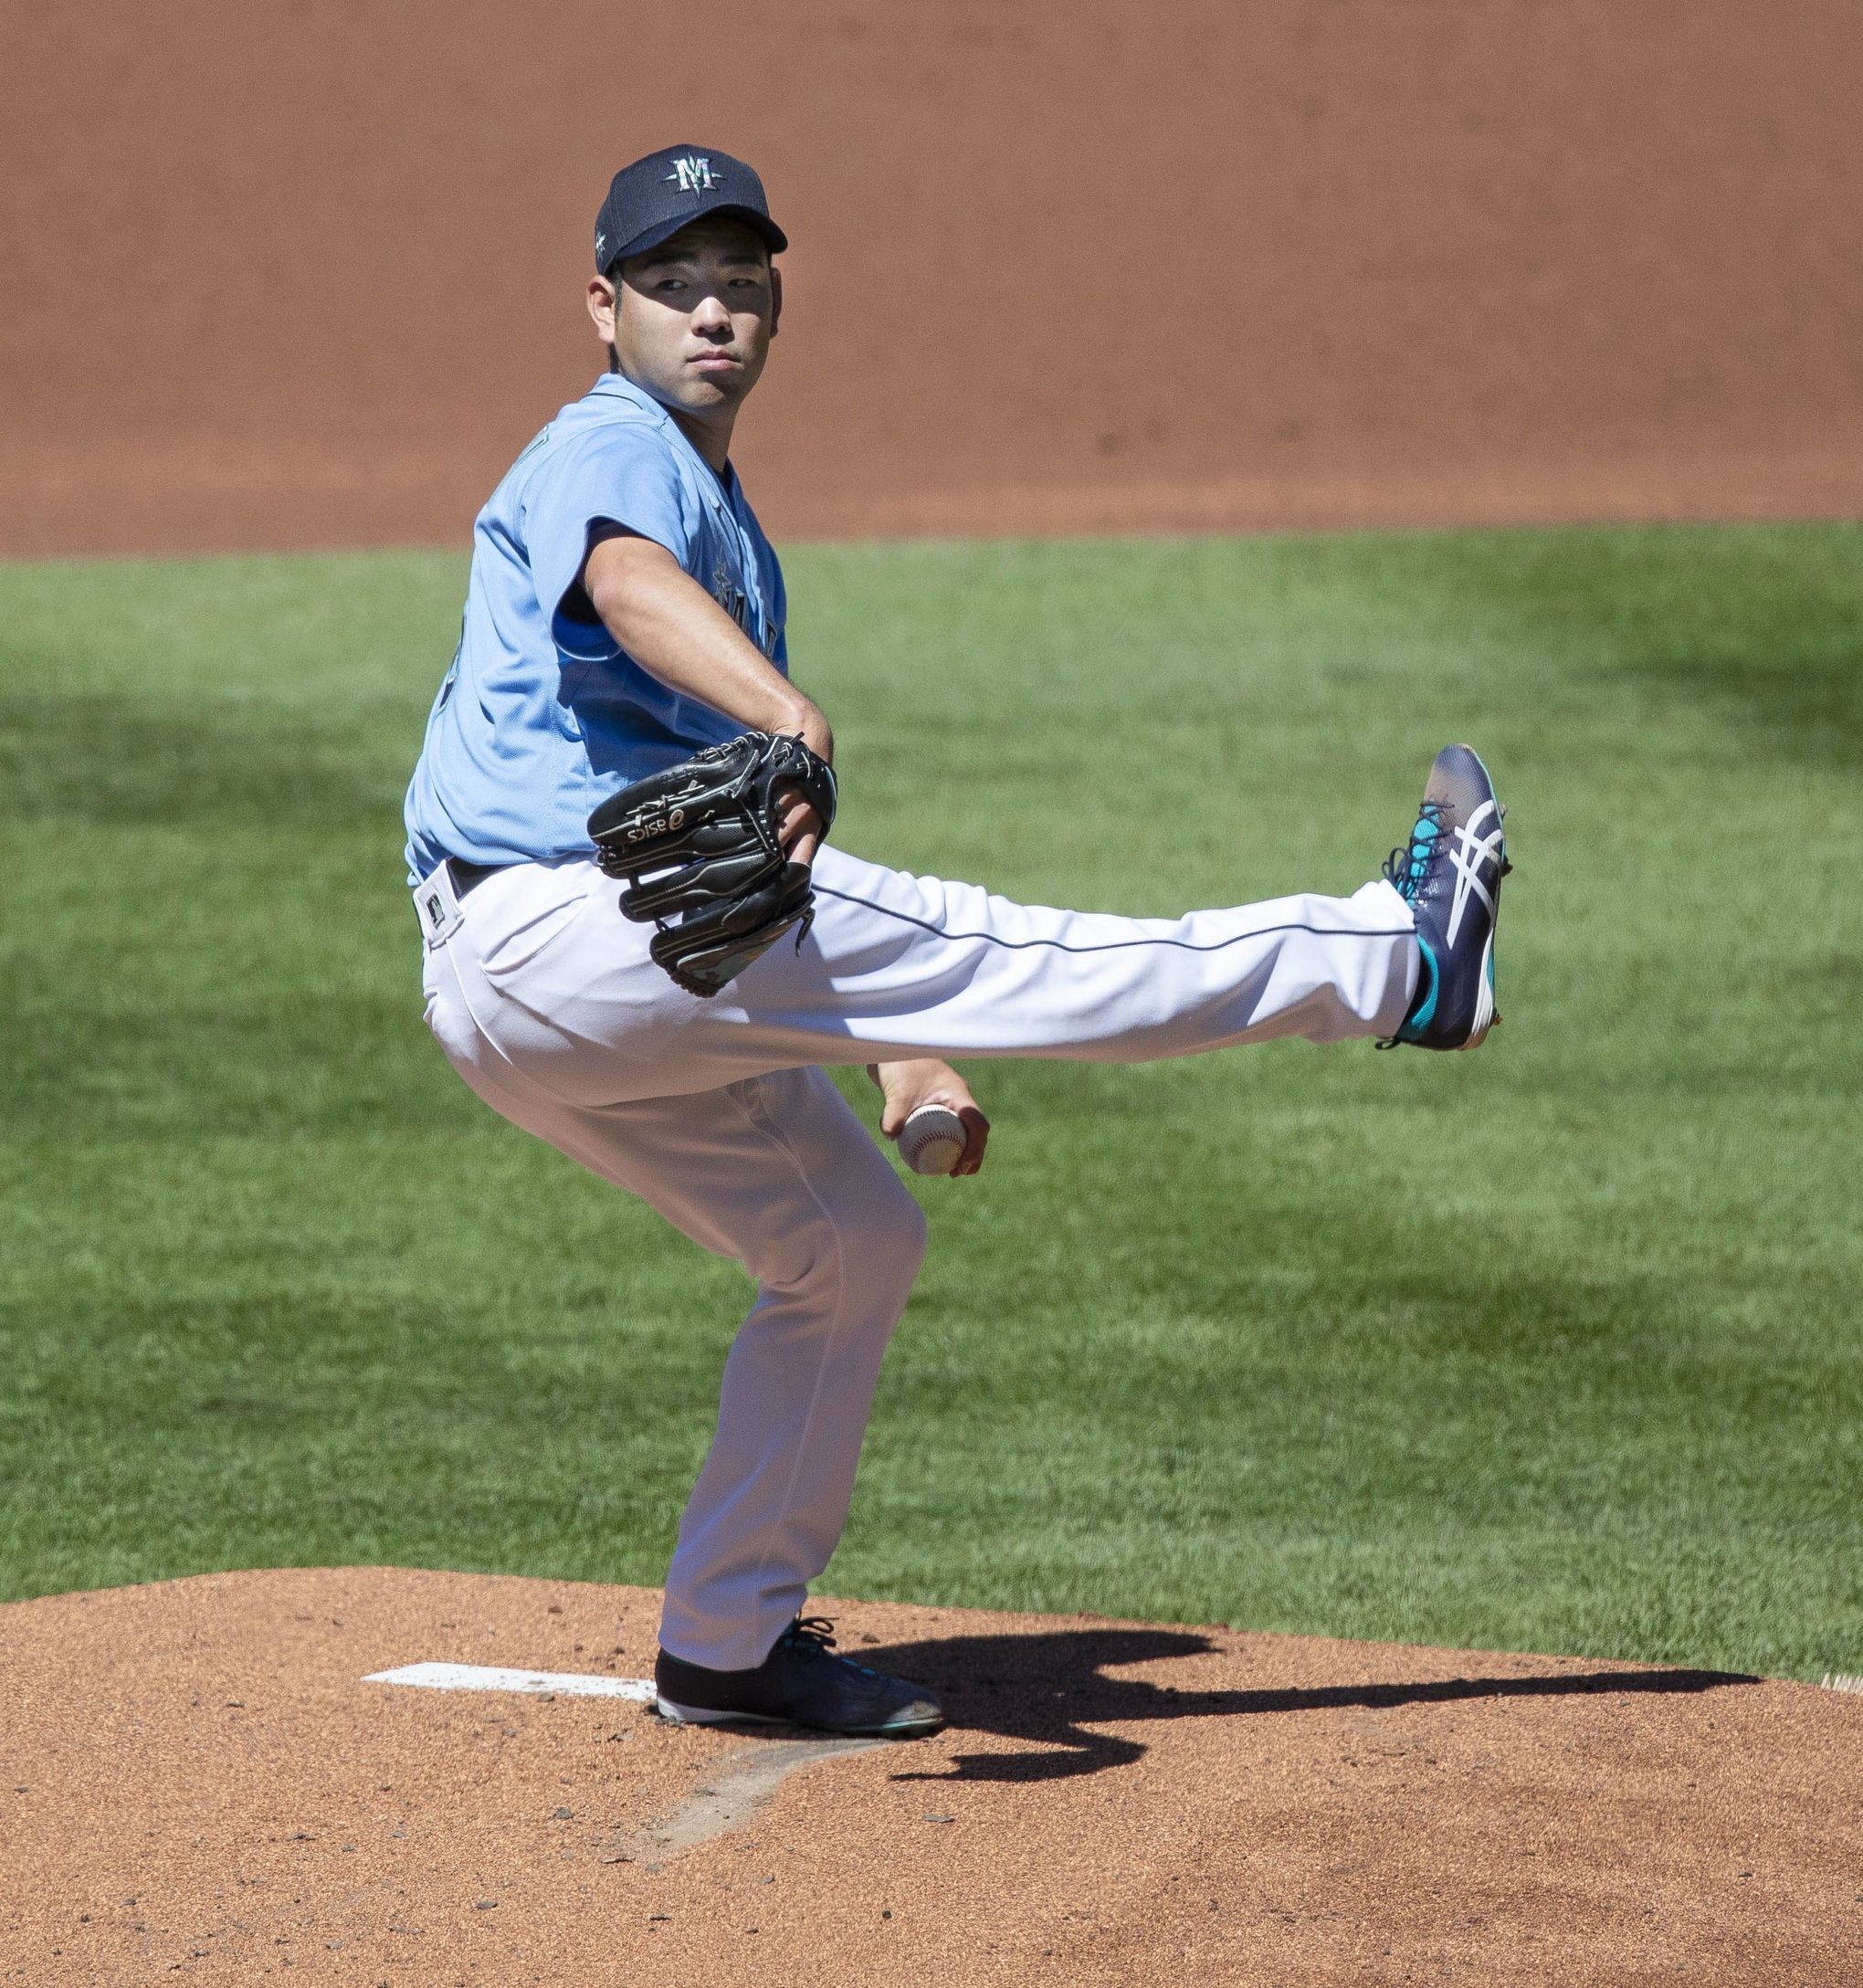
<box><xmin>0</xmin><ymin>523</ymin><xmax>1858</xmax><ymax>1679</ymax></box>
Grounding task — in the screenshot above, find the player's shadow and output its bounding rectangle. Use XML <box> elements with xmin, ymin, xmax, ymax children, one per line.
<box><xmin>855</xmin><ymin>1625</ymin><xmax>1760</xmax><ymax>1783</ymax></box>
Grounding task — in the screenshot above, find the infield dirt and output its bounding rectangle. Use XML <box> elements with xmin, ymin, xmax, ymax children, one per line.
<box><xmin>6</xmin><ymin>1</ymin><xmax>1862</xmax><ymax>557</ymax></box>
<box><xmin>2</xmin><ymin>1566</ymin><xmax>1858</xmax><ymax>1985</ymax></box>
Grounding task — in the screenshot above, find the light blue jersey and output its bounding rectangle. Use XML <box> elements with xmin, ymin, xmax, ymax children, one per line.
<box><xmin>404</xmin><ymin>373</ymin><xmax>787</xmax><ymax>882</ymax></box>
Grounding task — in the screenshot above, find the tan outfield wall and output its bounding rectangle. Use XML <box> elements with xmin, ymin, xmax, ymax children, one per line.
<box><xmin>4</xmin><ymin>1</ymin><xmax>1859</xmax><ymax>557</ymax></box>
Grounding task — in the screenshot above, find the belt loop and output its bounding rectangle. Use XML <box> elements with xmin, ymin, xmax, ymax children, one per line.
<box><xmin>412</xmin><ymin>860</ymin><xmax>465</xmax><ymax>949</ymax></box>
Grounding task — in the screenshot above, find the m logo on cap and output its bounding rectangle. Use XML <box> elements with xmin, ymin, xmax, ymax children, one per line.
<box><xmin>666</xmin><ymin>155</ymin><xmax>720</xmax><ymax>195</ymax></box>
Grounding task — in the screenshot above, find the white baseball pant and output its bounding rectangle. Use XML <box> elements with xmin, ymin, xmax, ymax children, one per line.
<box><xmin>416</xmin><ymin>845</ymin><xmax>1417</xmax><ymax>1669</ymax></box>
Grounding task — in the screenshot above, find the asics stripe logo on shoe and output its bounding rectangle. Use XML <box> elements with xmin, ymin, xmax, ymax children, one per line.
<box><xmin>1445</xmin><ymin>798</ymin><xmax>1504</xmax><ymax>947</ymax></box>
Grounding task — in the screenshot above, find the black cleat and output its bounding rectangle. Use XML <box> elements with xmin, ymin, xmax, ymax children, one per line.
<box><xmin>654</xmin><ymin>1615</ymin><xmax>946</xmax><ymax>1738</ymax></box>
<box><xmin>1380</xmin><ymin>743</ymin><xmax>1511</xmax><ymax>1051</ymax></box>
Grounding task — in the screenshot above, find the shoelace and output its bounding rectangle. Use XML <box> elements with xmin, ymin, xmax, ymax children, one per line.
<box><xmin>1382</xmin><ymin>801</ymin><xmax>1448</xmax><ymax>904</ymax></box>
<box><xmin>780</xmin><ymin>1615</ymin><xmax>889</xmax><ymax>1680</ymax></box>
<box><xmin>1374</xmin><ymin>801</ymin><xmax>1448</xmax><ymax>1052</ymax></box>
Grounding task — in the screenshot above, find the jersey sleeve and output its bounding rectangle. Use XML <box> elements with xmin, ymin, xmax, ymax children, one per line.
<box><xmin>522</xmin><ymin>422</ymin><xmax>700</xmax><ymax>661</ymax></box>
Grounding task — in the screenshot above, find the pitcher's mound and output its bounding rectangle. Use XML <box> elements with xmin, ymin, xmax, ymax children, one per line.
<box><xmin>1</xmin><ymin>1566</ymin><xmax>1855</xmax><ymax>1984</ymax></box>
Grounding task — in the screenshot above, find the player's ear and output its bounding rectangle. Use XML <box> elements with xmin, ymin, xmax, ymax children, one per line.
<box><xmin>587</xmin><ymin>273</ymin><xmax>619</xmax><ymax>346</ymax></box>
<box><xmin>769</xmin><ymin>264</ymin><xmax>782</xmax><ymax>337</ymax></box>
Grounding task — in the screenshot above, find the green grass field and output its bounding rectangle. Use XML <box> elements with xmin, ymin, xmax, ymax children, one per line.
<box><xmin>2</xmin><ymin>523</ymin><xmax>1858</xmax><ymax>1680</ymax></box>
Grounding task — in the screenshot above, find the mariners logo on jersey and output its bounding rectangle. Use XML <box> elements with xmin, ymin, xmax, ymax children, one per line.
<box><xmin>711</xmin><ymin>552</ymin><xmax>749</xmax><ymax>633</ymax></box>
<box><xmin>666</xmin><ymin>155</ymin><xmax>720</xmax><ymax>195</ymax></box>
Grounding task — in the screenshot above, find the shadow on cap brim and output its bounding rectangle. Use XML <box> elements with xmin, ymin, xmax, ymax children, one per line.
<box><xmin>605</xmin><ymin>206</ymin><xmax>787</xmax><ymax>272</ymax></box>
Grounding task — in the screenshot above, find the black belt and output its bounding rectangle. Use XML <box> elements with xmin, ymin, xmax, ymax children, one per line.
<box><xmin>447</xmin><ymin>857</ymin><xmax>510</xmax><ymax>898</ymax></box>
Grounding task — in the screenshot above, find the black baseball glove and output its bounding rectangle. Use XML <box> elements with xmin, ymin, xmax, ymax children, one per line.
<box><xmin>587</xmin><ymin>730</ymin><xmax>838</xmax><ymax>997</ymax></box>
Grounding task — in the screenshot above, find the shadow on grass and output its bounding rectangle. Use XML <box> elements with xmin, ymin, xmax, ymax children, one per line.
<box><xmin>860</xmin><ymin>1625</ymin><xmax>1759</xmax><ymax>1783</ymax></box>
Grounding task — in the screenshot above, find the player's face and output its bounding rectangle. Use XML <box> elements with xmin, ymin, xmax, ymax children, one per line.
<box><xmin>593</xmin><ymin>220</ymin><xmax>779</xmax><ymax>415</ymax></box>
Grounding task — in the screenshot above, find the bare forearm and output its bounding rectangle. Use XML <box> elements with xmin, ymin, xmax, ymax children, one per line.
<box><xmin>584</xmin><ymin>533</ymin><xmax>832</xmax><ymax>762</ymax></box>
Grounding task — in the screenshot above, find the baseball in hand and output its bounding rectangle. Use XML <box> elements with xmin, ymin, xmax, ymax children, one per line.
<box><xmin>897</xmin><ymin>1103</ymin><xmax>968</xmax><ymax>1176</ymax></box>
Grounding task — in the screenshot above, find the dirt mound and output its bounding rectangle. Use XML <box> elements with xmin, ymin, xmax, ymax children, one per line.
<box><xmin>1</xmin><ymin>1566</ymin><xmax>1856</xmax><ymax>1984</ymax></box>
<box><xmin>5</xmin><ymin>3</ymin><xmax>1862</xmax><ymax>558</ymax></box>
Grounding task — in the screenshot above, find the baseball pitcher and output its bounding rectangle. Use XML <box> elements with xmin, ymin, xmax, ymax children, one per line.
<box><xmin>404</xmin><ymin>145</ymin><xmax>1510</xmax><ymax>1738</ymax></box>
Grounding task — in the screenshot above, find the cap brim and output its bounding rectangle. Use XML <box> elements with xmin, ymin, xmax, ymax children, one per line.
<box><xmin>605</xmin><ymin>205</ymin><xmax>787</xmax><ymax>271</ymax></box>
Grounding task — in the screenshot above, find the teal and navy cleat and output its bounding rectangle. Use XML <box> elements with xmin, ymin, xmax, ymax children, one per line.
<box><xmin>1379</xmin><ymin>743</ymin><xmax>1511</xmax><ymax>1051</ymax></box>
<box><xmin>655</xmin><ymin>1615</ymin><xmax>946</xmax><ymax>1738</ymax></box>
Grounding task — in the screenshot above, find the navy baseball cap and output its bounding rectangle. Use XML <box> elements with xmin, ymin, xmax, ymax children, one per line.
<box><xmin>595</xmin><ymin>146</ymin><xmax>787</xmax><ymax>275</ymax></box>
